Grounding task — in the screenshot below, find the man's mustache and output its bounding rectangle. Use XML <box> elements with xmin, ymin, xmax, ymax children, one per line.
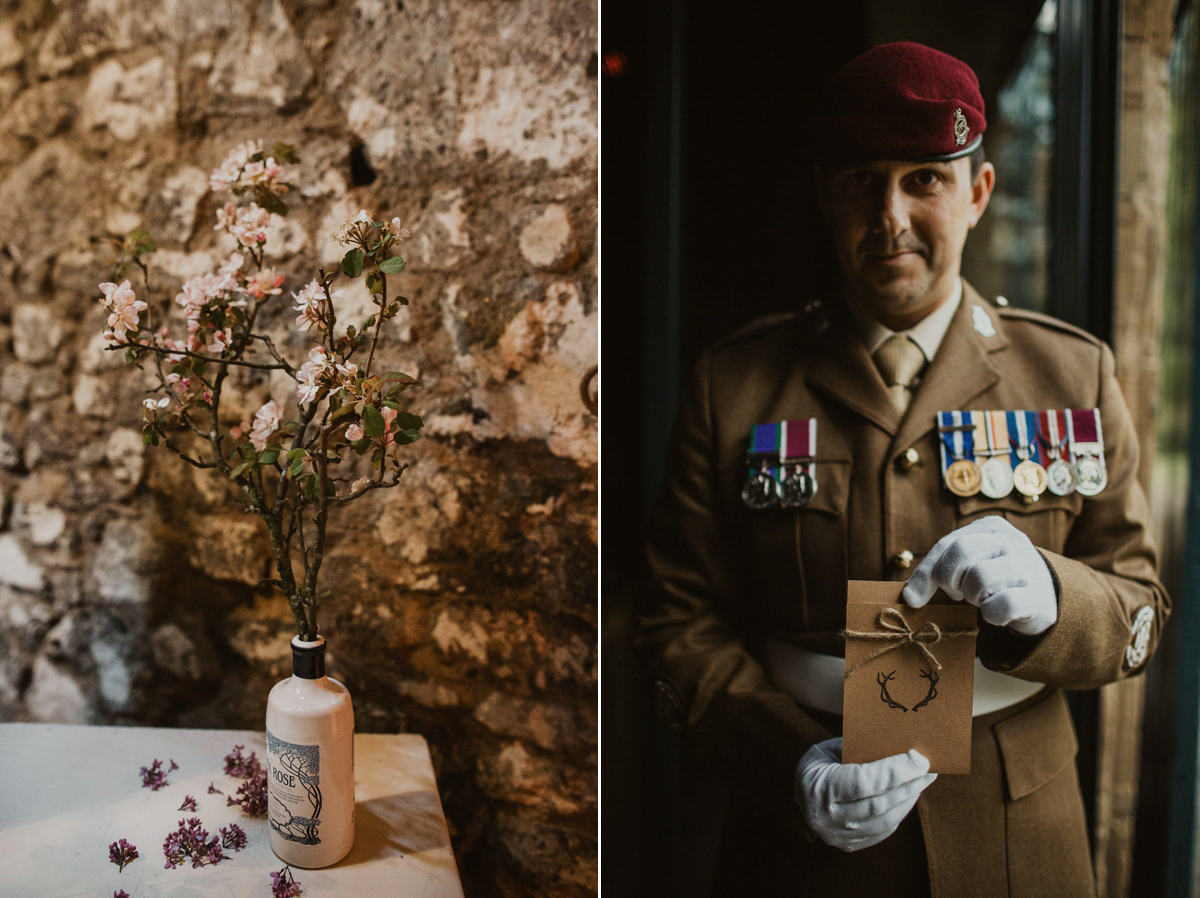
<box><xmin>858</xmin><ymin>238</ymin><xmax>928</xmax><ymax>256</ymax></box>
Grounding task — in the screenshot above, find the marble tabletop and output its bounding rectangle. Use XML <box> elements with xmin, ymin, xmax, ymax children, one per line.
<box><xmin>0</xmin><ymin>723</ymin><xmax>464</xmax><ymax>898</ymax></box>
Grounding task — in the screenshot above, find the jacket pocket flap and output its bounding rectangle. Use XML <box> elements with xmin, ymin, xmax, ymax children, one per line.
<box><xmin>994</xmin><ymin>690</ymin><xmax>1078</xmax><ymax>801</ymax></box>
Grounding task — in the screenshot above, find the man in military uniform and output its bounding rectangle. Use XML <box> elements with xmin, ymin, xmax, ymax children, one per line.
<box><xmin>638</xmin><ymin>42</ymin><xmax>1168</xmax><ymax>897</ymax></box>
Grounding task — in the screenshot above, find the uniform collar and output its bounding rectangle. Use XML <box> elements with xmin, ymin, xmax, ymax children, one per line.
<box><xmin>852</xmin><ymin>279</ymin><xmax>964</xmax><ymax>362</ymax></box>
<box><xmin>807</xmin><ymin>280</ymin><xmax>1006</xmax><ymax>440</ymax></box>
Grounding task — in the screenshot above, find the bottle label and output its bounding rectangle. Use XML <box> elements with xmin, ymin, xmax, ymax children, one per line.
<box><xmin>266</xmin><ymin>729</ymin><xmax>322</xmax><ymax>845</ymax></box>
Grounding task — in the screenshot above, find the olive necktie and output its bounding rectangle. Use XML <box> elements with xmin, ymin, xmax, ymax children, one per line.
<box><xmin>873</xmin><ymin>334</ymin><xmax>927</xmax><ymax>414</ymax></box>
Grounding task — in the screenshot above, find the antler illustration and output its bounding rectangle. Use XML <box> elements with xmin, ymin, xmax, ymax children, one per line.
<box><xmin>912</xmin><ymin>668</ymin><xmax>939</xmax><ymax>712</ymax></box>
<box><xmin>877</xmin><ymin>670</ymin><xmax>907</xmax><ymax>712</ymax></box>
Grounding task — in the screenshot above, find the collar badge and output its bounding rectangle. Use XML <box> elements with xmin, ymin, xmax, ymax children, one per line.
<box><xmin>972</xmin><ymin>304</ymin><xmax>996</xmax><ymax>338</ymax></box>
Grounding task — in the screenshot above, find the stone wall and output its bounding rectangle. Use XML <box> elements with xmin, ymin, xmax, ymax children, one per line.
<box><xmin>0</xmin><ymin>1</ymin><xmax>597</xmax><ymax>895</ymax></box>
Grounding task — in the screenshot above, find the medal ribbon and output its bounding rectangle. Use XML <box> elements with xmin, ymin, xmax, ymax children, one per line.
<box><xmin>1037</xmin><ymin>409</ymin><xmax>1068</xmax><ymax>460</ymax></box>
<box><xmin>1005</xmin><ymin>410</ymin><xmax>1028</xmax><ymax>465</ymax></box>
<box><xmin>1070</xmin><ymin>408</ymin><xmax>1099</xmax><ymax>444</ymax></box>
<box><xmin>750</xmin><ymin>422</ymin><xmax>781</xmax><ymax>458</ymax></box>
<box><xmin>781</xmin><ymin>418</ymin><xmax>816</xmax><ymax>462</ymax></box>
<box><xmin>938</xmin><ymin>410</ymin><xmax>975</xmax><ymax>477</ymax></box>
<box><xmin>985</xmin><ymin>410</ymin><xmax>1010</xmax><ymax>463</ymax></box>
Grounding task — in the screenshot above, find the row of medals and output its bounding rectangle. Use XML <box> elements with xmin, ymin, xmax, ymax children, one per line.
<box><xmin>945</xmin><ymin>448</ymin><xmax>1106</xmax><ymax>500</ymax></box>
<box><xmin>742</xmin><ymin>460</ymin><xmax>814</xmax><ymax>509</ymax></box>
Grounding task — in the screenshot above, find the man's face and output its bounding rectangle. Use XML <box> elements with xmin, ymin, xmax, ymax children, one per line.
<box><xmin>818</xmin><ymin>157</ymin><xmax>995</xmax><ymax>330</ymax></box>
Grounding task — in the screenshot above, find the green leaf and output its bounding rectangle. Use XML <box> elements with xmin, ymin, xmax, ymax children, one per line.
<box><xmin>351</xmin><ymin>438</ymin><xmax>371</xmax><ymax>454</ymax></box>
<box><xmin>254</xmin><ymin>184</ymin><xmax>289</xmax><ymax>217</ymax></box>
<box><xmin>363</xmin><ymin>315</ymin><xmax>376</xmax><ymax>329</ymax></box>
<box><xmin>365</xmin><ymin>271</ymin><xmax>383</xmax><ymax>295</ymax></box>
<box><xmin>258</xmin><ymin>449</ymin><xmax>279</xmax><ymax>465</ymax></box>
<box><xmin>288</xmin><ymin>457</ymin><xmax>306</xmax><ymax>477</ymax></box>
<box><xmin>270</xmin><ymin>142</ymin><xmax>299</xmax><ymax>164</ymax></box>
<box><xmin>396</xmin><ymin>295</ymin><xmax>409</xmax><ymax>306</ymax></box>
<box><xmin>362</xmin><ymin>404</ymin><xmax>385</xmax><ymax>438</ymax></box>
<box><xmin>395</xmin><ymin>428</ymin><xmax>421</xmax><ymax>445</ymax></box>
<box><xmin>230</xmin><ymin>462</ymin><xmax>250</xmax><ymax>479</ymax></box>
<box><xmin>331</xmin><ymin>403</ymin><xmax>358</xmax><ymax>421</ymax></box>
<box><xmin>397</xmin><ymin>412</ymin><xmax>422</xmax><ymax>430</ymax></box>
<box><xmin>342</xmin><ymin>248</ymin><xmax>365</xmax><ymax>278</ymax></box>
<box><xmin>370</xmin><ymin>448</ymin><xmax>383</xmax><ymax>469</ymax></box>
<box><xmin>379</xmin><ymin>256</ymin><xmax>406</xmax><ymax>274</ymax></box>
<box><xmin>142</xmin><ymin>432</ymin><xmax>155</xmax><ymax>445</ymax></box>
<box><xmin>285</xmin><ymin>448</ymin><xmax>307</xmax><ymax>461</ymax></box>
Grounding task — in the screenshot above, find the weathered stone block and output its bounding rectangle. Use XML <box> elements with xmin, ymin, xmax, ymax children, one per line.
<box><xmin>0</xmin><ymin>534</ymin><xmax>44</xmax><ymax>592</ymax></box>
<box><xmin>518</xmin><ymin>205</ymin><xmax>579</xmax><ymax>272</ymax></box>
<box><xmin>185</xmin><ymin>515</ymin><xmax>270</xmax><ymax>586</ymax></box>
<box><xmin>82</xmin><ymin>57</ymin><xmax>177</xmax><ymax>142</ymax></box>
<box><xmin>26</xmin><ymin>654</ymin><xmax>89</xmax><ymax>723</ymax></box>
<box><xmin>474</xmin><ymin>691</ymin><xmax>578</xmax><ymax>752</ymax></box>
<box><xmin>13</xmin><ymin>303</ymin><xmax>67</xmax><ymax>365</ymax></box>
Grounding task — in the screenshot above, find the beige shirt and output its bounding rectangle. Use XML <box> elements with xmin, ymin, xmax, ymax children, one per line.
<box><xmin>853</xmin><ymin>279</ymin><xmax>964</xmax><ymax>363</ymax></box>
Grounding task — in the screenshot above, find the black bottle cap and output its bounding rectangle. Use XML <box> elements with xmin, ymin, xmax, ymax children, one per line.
<box><xmin>292</xmin><ymin>636</ymin><xmax>326</xmax><ymax>679</ymax></box>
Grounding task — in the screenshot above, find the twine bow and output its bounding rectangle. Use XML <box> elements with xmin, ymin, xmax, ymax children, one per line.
<box><xmin>841</xmin><ymin>607</ymin><xmax>978</xmax><ymax>681</ymax></box>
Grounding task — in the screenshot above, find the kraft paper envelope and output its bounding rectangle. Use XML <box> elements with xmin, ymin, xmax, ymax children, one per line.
<box><xmin>841</xmin><ymin>580</ymin><xmax>978</xmax><ymax>774</ymax></box>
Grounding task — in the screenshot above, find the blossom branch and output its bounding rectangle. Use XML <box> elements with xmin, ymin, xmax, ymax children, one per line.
<box><xmin>108</xmin><ymin>340</ymin><xmax>291</xmax><ymax>372</ymax></box>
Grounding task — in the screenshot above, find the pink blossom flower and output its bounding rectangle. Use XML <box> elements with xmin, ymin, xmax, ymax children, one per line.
<box><xmin>207</xmin><ymin>330</ymin><xmax>230</xmax><ymax>354</ymax></box>
<box><xmin>351</xmin><ymin>476</ymin><xmax>371</xmax><ymax>493</ymax></box>
<box><xmin>246</xmin><ymin>269</ymin><xmax>285</xmax><ymax>300</ymax></box>
<box><xmin>100</xmin><ymin>280</ymin><xmax>148</xmax><ymax>339</ymax></box>
<box><xmin>336</xmin><ymin>360</ymin><xmax>358</xmax><ymax>382</ymax></box>
<box><xmin>215</xmin><ymin>202</ymin><xmax>271</xmax><ymax>248</ymax></box>
<box><xmin>249</xmin><ymin>400</ymin><xmax>282</xmax><ymax>452</ymax></box>
<box><xmin>380</xmin><ymin>406</ymin><xmax>398</xmax><ymax>445</ymax></box>
<box><xmin>388</xmin><ymin>217</ymin><xmax>411</xmax><ymax>241</ymax></box>
<box><xmin>345</xmin><ymin>423</ymin><xmax>364</xmax><ymax>442</ymax></box>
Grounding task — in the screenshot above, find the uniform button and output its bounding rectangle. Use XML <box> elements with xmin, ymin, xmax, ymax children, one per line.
<box><xmin>899</xmin><ymin>448</ymin><xmax>920</xmax><ymax>470</ymax></box>
<box><xmin>995</xmin><ymin>295</ymin><xmax>1010</xmax><ymax>307</ymax></box>
<box><xmin>893</xmin><ymin>550</ymin><xmax>914</xmax><ymax>570</ymax></box>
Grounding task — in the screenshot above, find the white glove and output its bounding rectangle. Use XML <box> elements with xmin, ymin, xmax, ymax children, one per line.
<box><xmin>794</xmin><ymin>737</ymin><xmax>936</xmax><ymax>852</ymax></box>
<box><xmin>902</xmin><ymin>516</ymin><xmax>1057</xmax><ymax>636</ymax></box>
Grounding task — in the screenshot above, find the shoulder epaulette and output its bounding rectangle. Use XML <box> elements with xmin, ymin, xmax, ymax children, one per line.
<box><xmin>995</xmin><ymin>304</ymin><xmax>1103</xmax><ymax>347</ymax></box>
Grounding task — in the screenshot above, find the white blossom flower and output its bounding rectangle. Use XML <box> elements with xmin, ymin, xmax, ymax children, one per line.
<box><xmin>345</xmin><ymin>423</ymin><xmax>364</xmax><ymax>442</ymax></box>
<box><xmin>351</xmin><ymin>476</ymin><xmax>371</xmax><ymax>493</ymax></box>
<box><xmin>296</xmin><ymin>346</ymin><xmax>331</xmax><ymax>404</ymax></box>
<box><xmin>292</xmin><ymin>280</ymin><xmax>327</xmax><ymax>331</ymax></box>
<box><xmin>248</xmin><ymin>399</ymin><xmax>282</xmax><ymax>452</ymax></box>
<box><xmin>142</xmin><ymin>396</ymin><xmax>170</xmax><ymax>410</ymax></box>
<box><xmin>388</xmin><ymin>217</ymin><xmax>411</xmax><ymax>241</ymax></box>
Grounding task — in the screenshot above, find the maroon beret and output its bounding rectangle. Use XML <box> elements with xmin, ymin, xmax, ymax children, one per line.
<box><xmin>818</xmin><ymin>42</ymin><xmax>986</xmax><ymax>163</ymax></box>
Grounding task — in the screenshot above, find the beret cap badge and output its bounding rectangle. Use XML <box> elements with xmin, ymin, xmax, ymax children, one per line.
<box><xmin>954</xmin><ymin>108</ymin><xmax>969</xmax><ymax>147</ymax></box>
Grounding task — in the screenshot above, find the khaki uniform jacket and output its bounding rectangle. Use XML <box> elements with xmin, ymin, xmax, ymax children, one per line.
<box><xmin>638</xmin><ymin>283</ymin><xmax>1169</xmax><ymax>897</ymax></box>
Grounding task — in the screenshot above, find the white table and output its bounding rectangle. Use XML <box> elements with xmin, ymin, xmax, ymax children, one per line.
<box><xmin>0</xmin><ymin>724</ymin><xmax>464</xmax><ymax>897</ymax></box>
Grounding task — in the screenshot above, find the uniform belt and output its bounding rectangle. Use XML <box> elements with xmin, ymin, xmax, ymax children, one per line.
<box><xmin>761</xmin><ymin>640</ymin><xmax>1044</xmax><ymax>717</ymax></box>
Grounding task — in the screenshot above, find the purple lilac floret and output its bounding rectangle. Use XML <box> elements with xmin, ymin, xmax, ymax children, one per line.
<box><xmin>162</xmin><ymin>817</ymin><xmax>226</xmax><ymax>869</ymax></box>
<box><xmin>114</xmin><ymin>890</ymin><xmax>130</xmax><ymax>898</ymax></box>
<box><xmin>108</xmin><ymin>838</ymin><xmax>139</xmax><ymax>872</ymax></box>
<box><xmin>139</xmin><ymin>758</ymin><xmax>178</xmax><ymax>791</ymax></box>
<box><xmin>227</xmin><ymin>768</ymin><xmax>268</xmax><ymax>817</ymax></box>
<box><xmin>220</xmin><ymin>823</ymin><xmax>248</xmax><ymax>852</ymax></box>
<box><xmin>207</xmin><ymin>782</ymin><xmax>223</xmax><ymax>795</ymax></box>
<box><xmin>178</xmin><ymin>794</ymin><xmax>198</xmax><ymax>812</ymax></box>
<box><xmin>223</xmin><ymin>744</ymin><xmax>262</xmax><ymax>778</ymax></box>
<box><xmin>270</xmin><ymin>865</ymin><xmax>303</xmax><ymax>898</ymax></box>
